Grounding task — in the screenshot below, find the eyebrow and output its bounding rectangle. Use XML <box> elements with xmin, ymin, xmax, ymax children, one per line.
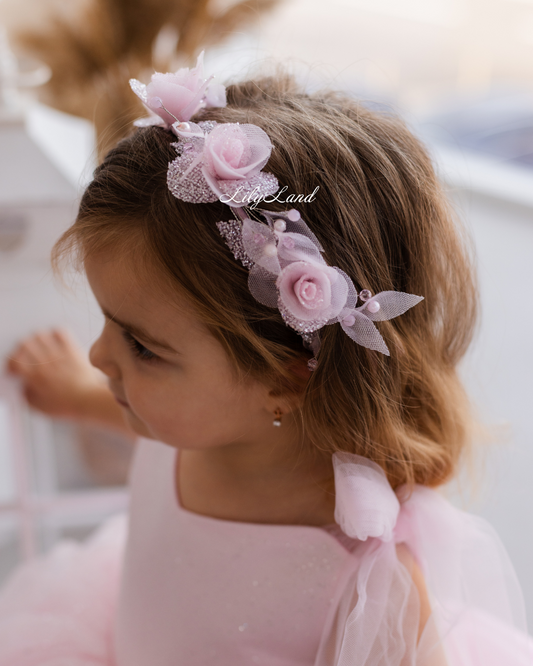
<box><xmin>102</xmin><ymin>308</ymin><xmax>178</xmax><ymax>354</ymax></box>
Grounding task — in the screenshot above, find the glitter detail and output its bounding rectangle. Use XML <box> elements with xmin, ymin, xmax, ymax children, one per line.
<box><xmin>278</xmin><ymin>299</ymin><xmax>328</xmax><ymax>334</ymax></box>
<box><xmin>166</xmin><ymin>121</ymin><xmax>279</xmax><ymax>204</ymax></box>
<box><xmin>359</xmin><ymin>289</ymin><xmax>372</xmax><ymax>302</ymax></box>
<box><xmin>167</xmin><ymin>121</ymin><xmax>218</xmax><ymax>204</ymax></box>
<box><xmin>217</xmin><ymin>220</ymin><xmax>255</xmax><ymax>269</ymax></box>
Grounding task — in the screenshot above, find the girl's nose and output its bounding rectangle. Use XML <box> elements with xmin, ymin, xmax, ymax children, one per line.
<box><xmin>89</xmin><ymin>328</ymin><xmax>121</xmax><ymax>380</ymax></box>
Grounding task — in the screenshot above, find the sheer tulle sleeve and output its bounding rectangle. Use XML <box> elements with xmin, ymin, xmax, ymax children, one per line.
<box><xmin>0</xmin><ymin>514</ymin><xmax>126</xmax><ymax>666</ymax></box>
<box><xmin>315</xmin><ymin>452</ymin><xmax>533</xmax><ymax>666</ymax></box>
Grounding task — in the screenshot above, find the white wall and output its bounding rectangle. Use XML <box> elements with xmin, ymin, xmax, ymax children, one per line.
<box><xmin>447</xmin><ymin>186</ymin><xmax>533</xmax><ymax>627</ymax></box>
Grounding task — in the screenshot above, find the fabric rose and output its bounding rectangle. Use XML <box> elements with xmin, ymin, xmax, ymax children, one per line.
<box><xmin>203</xmin><ymin>123</ymin><xmax>273</xmax><ymax>181</ymax></box>
<box><xmin>200</xmin><ymin>123</ymin><xmax>279</xmax><ymax>204</ymax></box>
<box><xmin>276</xmin><ymin>260</ymin><xmax>349</xmax><ymax>322</ymax></box>
<box><xmin>130</xmin><ymin>51</ymin><xmax>226</xmax><ymax>126</ymax></box>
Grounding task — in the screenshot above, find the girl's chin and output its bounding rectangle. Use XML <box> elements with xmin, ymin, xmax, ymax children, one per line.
<box><xmin>123</xmin><ymin>411</ymin><xmax>152</xmax><ymax>439</ymax></box>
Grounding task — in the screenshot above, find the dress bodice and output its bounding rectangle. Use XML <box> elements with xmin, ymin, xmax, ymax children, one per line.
<box><xmin>113</xmin><ymin>440</ymin><xmax>533</xmax><ymax>666</ymax></box>
<box><xmin>1</xmin><ymin>440</ymin><xmax>531</xmax><ymax>666</ymax></box>
<box><xmin>113</xmin><ymin>439</ymin><xmax>361</xmax><ymax>666</ymax></box>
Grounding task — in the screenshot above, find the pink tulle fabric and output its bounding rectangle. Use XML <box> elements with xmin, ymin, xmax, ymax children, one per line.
<box><xmin>0</xmin><ymin>439</ymin><xmax>531</xmax><ymax>665</ymax></box>
<box><xmin>0</xmin><ymin>514</ymin><xmax>126</xmax><ymax>666</ymax></box>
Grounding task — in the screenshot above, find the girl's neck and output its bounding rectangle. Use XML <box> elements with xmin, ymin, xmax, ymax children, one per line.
<box><xmin>177</xmin><ymin>417</ymin><xmax>336</xmax><ymax>526</ymax></box>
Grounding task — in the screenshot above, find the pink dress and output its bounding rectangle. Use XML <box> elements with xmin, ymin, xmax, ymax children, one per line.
<box><xmin>0</xmin><ymin>437</ymin><xmax>532</xmax><ymax>666</ymax></box>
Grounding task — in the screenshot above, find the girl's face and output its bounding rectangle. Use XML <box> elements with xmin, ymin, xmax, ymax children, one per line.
<box><xmin>85</xmin><ymin>252</ymin><xmax>279</xmax><ymax>450</ymax></box>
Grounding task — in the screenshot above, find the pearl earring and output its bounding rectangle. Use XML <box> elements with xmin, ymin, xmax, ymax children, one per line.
<box><xmin>273</xmin><ymin>409</ymin><xmax>283</xmax><ymax>427</ymax></box>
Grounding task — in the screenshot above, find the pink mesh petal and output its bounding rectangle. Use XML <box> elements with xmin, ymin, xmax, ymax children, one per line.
<box><xmin>248</xmin><ymin>266</ymin><xmax>279</xmax><ymax>308</ymax></box>
<box><xmin>341</xmin><ymin>310</ymin><xmax>390</xmax><ymax>355</ymax></box>
<box><xmin>260</xmin><ymin>211</ymin><xmax>324</xmax><ymax>252</ymax></box>
<box><xmin>276</xmin><ymin>233</ymin><xmax>325</xmax><ymax>268</ymax></box>
<box><xmin>338</xmin><ymin>268</ymin><xmax>359</xmax><ymax>311</ymax></box>
<box><xmin>282</xmin><ymin>216</ymin><xmax>324</xmax><ymax>251</ymax></box>
<box><xmin>324</xmin><ymin>268</ymin><xmax>355</xmax><ymax>322</ymax></box>
<box><xmin>241</xmin><ymin>219</ymin><xmax>280</xmax><ymax>274</ymax></box>
<box><xmin>361</xmin><ymin>291</ymin><xmax>424</xmax><ymax>322</ymax></box>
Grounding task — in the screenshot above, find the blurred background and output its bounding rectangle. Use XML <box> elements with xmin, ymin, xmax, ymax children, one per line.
<box><xmin>0</xmin><ymin>0</ymin><xmax>532</xmax><ymax>625</ymax></box>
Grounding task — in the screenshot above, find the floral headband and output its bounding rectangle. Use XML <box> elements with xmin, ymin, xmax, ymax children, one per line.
<box><xmin>130</xmin><ymin>53</ymin><xmax>423</xmax><ymax>367</ymax></box>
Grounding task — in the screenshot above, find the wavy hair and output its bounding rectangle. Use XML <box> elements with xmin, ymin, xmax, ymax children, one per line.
<box><xmin>53</xmin><ymin>73</ymin><xmax>478</xmax><ymax>489</ymax></box>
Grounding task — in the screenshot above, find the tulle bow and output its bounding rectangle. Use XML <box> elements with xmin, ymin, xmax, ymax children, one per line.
<box><xmin>333</xmin><ymin>451</ymin><xmax>400</xmax><ymax>542</ymax></box>
<box><xmin>319</xmin><ymin>452</ymin><xmax>533</xmax><ymax>666</ymax></box>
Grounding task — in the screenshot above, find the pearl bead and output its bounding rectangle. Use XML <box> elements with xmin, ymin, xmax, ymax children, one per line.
<box><xmin>179</xmin><ymin>122</ymin><xmax>190</xmax><ymax>131</ymax></box>
<box><xmin>307</xmin><ymin>358</ymin><xmax>318</xmax><ymax>371</ymax></box>
<box><xmin>359</xmin><ymin>289</ymin><xmax>372</xmax><ymax>302</ymax></box>
<box><xmin>287</xmin><ymin>209</ymin><xmax>300</xmax><ymax>221</ymax></box>
<box><xmin>367</xmin><ymin>300</ymin><xmax>380</xmax><ymax>314</ymax></box>
<box><xmin>263</xmin><ymin>244</ymin><xmax>277</xmax><ymax>257</ymax></box>
<box><xmin>274</xmin><ymin>219</ymin><xmax>286</xmax><ymax>232</ymax></box>
<box><xmin>342</xmin><ymin>314</ymin><xmax>356</xmax><ymax>327</ymax></box>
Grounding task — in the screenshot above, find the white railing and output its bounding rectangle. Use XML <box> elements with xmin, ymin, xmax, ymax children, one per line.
<box><xmin>0</xmin><ymin>376</ymin><xmax>128</xmax><ymax>569</ymax></box>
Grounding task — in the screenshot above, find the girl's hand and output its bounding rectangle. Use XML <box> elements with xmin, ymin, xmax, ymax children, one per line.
<box><xmin>6</xmin><ymin>328</ymin><xmax>107</xmax><ymax>421</ymax></box>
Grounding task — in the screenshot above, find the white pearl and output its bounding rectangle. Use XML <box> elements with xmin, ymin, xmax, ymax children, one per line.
<box><xmin>342</xmin><ymin>314</ymin><xmax>356</xmax><ymax>327</ymax></box>
<box><xmin>263</xmin><ymin>244</ymin><xmax>277</xmax><ymax>257</ymax></box>
<box><xmin>287</xmin><ymin>209</ymin><xmax>300</xmax><ymax>221</ymax></box>
<box><xmin>367</xmin><ymin>300</ymin><xmax>380</xmax><ymax>313</ymax></box>
<box><xmin>274</xmin><ymin>219</ymin><xmax>286</xmax><ymax>232</ymax></box>
<box><xmin>179</xmin><ymin>122</ymin><xmax>190</xmax><ymax>131</ymax></box>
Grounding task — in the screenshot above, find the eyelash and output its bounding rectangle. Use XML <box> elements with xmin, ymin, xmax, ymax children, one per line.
<box><xmin>122</xmin><ymin>330</ymin><xmax>159</xmax><ymax>363</ymax></box>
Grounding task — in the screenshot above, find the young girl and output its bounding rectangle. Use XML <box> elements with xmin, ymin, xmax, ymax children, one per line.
<box><xmin>2</xmin><ymin>54</ymin><xmax>533</xmax><ymax>665</ymax></box>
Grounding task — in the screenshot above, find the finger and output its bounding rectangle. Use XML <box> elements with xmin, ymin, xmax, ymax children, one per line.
<box><xmin>6</xmin><ymin>348</ymin><xmax>37</xmax><ymax>377</ymax></box>
<box><xmin>52</xmin><ymin>328</ymin><xmax>75</xmax><ymax>346</ymax></box>
<box><xmin>51</xmin><ymin>328</ymin><xmax>81</xmax><ymax>356</ymax></box>
<box><xmin>19</xmin><ymin>338</ymin><xmax>50</xmax><ymax>365</ymax></box>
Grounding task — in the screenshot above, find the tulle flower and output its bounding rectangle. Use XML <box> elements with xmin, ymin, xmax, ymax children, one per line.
<box><xmin>166</xmin><ymin>121</ymin><xmax>279</xmax><ymax>206</ymax></box>
<box><xmin>277</xmin><ymin>261</ymin><xmax>348</xmax><ymax>323</ymax></box>
<box><xmin>219</xmin><ymin>210</ymin><xmax>424</xmax><ymax>354</ymax></box>
<box><xmin>130</xmin><ymin>51</ymin><xmax>226</xmax><ymax>127</ymax></box>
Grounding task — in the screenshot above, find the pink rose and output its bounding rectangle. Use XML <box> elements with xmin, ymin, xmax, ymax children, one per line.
<box><xmin>203</xmin><ymin>123</ymin><xmax>273</xmax><ymax>181</ymax></box>
<box><xmin>276</xmin><ymin>261</ymin><xmax>348</xmax><ymax>322</ymax></box>
<box><xmin>131</xmin><ymin>52</ymin><xmax>226</xmax><ymax>126</ymax></box>
<box><xmin>200</xmin><ymin>123</ymin><xmax>279</xmax><ymax>205</ymax></box>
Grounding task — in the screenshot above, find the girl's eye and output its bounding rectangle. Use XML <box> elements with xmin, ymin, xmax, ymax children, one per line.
<box><xmin>122</xmin><ymin>330</ymin><xmax>159</xmax><ymax>362</ymax></box>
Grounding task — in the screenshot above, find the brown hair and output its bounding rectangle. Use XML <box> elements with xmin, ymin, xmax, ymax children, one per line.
<box><xmin>54</xmin><ymin>73</ymin><xmax>478</xmax><ymax>489</ymax></box>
